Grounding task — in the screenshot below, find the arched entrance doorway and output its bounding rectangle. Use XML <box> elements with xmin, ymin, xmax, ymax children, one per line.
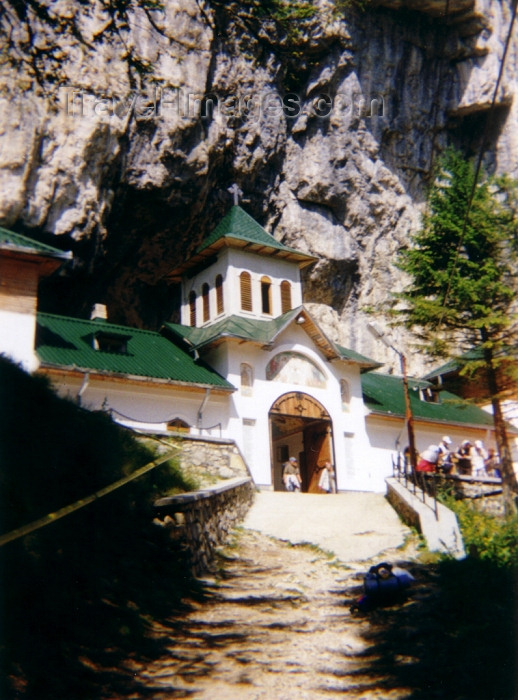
<box><xmin>269</xmin><ymin>392</ymin><xmax>334</xmax><ymax>492</ymax></box>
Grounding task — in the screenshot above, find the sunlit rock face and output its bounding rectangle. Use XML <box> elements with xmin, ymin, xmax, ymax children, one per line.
<box><xmin>0</xmin><ymin>0</ymin><xmax>516</xmax><ymax>373</ymax></box>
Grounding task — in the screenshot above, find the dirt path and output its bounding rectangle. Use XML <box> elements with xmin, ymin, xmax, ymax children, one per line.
<box><xmin>123</xmin><ymin>529</ymin><xmax>430</xmax><ymax>700</ymax></box>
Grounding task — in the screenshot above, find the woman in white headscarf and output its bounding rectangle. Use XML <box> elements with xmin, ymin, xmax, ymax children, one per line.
<box><xmin>471</xmin><ymin>440</ymin><xmax>488</xmax><ymax>477</ymax></box>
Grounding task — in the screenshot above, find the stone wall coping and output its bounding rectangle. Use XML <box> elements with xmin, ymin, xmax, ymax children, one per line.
<box><xmin>428</xmin><ymin>473</ymin><xmax>502</xmax><ymax>485</ymax></box>
<box><xmin>142</xmin><ymin>430</ymin><xmax>238</xmax><ymax>446</ymax></box>
<box><xmin>154</xmin><ymin>476</ymin><xmax>253</xmax><ymax>508</ymax></box>
<box><xmin>386</xmin><ymin>477</ymin><xmax>465</xmax><ymax>559</ymax></box>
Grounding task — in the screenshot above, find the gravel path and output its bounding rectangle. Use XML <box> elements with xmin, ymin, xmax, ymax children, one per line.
<box><xmin>126</xmin><ymin>528</ymin><xmax>428</xmax><ymax>700</ymax></box>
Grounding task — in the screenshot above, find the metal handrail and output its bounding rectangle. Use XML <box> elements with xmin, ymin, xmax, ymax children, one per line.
<box><xmin>392</xmin><ymin>452</ymin><xmax>438</xmax><ymax>520</ymax></box>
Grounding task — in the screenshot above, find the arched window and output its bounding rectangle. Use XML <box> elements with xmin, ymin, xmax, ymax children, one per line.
<box><xmin>202</xmin><ymin>282</ymin><xmax>210</xmax><ymax>322</ymax></box>
<box><xmin>189</xmin><ymin>290</ymin><xmax>197</xmax><ymax>327</ymax></box>
<box><xmin>240</xmin><ymin>363</ymin><xmax>253</xmax><ymax>396</ymax></box>
<box><xmin>340</xmin><ymin>379</ymin><xmax>350</xmax><ymax>410</ymax></box>
<box><xmin>280</xmin><ymin>280</ymin><xmax>292</xmax><ymax>313</ymax></box>
<box><xmin>261</xmin><ymin>276</ymin><xmax>272</xmax><ymax>315</ymax></box>
<box><xmin>240</xmin><ymin>271</ymin><xmax>252</xmax><ymax>311</ymax></box>
<box><xmin>215</xmin><ymin>274</ymin><xmax>224</xmax><ymax>315</ymax></box>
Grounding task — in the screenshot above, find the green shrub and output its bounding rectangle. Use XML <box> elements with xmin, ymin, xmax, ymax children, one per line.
<box><xmin>441</xmin><ymin>493</ymin><xmax>518</xmax><ymax>568</ymax></box>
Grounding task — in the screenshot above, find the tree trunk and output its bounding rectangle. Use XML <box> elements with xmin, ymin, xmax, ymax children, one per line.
<box><xmin>481</xmin><ymin>330</ymin><xmax>518</xmax><ymax>516</ymax></box>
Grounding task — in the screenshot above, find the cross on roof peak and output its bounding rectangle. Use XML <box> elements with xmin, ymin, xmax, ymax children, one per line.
<box><xmin>228</xmin><ymin>183</ymin><xmax>243</xmax><ymax>206</ymax></box>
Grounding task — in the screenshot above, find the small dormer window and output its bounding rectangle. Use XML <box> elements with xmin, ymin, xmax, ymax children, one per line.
<box><xmin>93</xmin><ymin>331</ymin><xmax>130</xmax><ymax>354</ymax></box>
<box><xmin>420</xmin><ymin>386</ymin><xmax>440</xmax><ymax>403</ymax></box>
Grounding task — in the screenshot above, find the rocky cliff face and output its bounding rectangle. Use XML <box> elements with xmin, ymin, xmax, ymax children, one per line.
<box><xmin>0</xmin><ymin>0</ymin><xmax>516</xmax><ymax>373</ymax></box>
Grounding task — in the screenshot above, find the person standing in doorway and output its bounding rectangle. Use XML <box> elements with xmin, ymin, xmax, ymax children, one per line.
<box><xmin>283</xmin><ymin>457</ymin><xmax>301</xmax><ymax>492</ymax></box>
<box><xmin>318</xmin><ymin>461</ymin><xmax>335</xmax><ymax>493</ymax></box>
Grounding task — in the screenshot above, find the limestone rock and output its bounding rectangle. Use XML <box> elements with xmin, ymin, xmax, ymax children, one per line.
<box><xmin>0</xmin><ymin>0</ymin><xmax>516</xmax><ymax>374</ymax></box>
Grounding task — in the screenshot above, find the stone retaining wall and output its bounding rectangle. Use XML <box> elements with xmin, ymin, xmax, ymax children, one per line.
<box><xmin>154</xmin><ymin>477</ymin><xmax>255</xmax><ymax>575</ymax></box>
<box><xmin>431</xmin><ymin>474</ymin><xmax>505</xmax><ymax>517</ymax></box>
<box><xmin>149</xmin><ymin>434</ymin><xmax>251</xmax><ymax>486</ymax></box>
<box><xmin>386</xmin><ymin>478</ymin><xmax>465</xmax><ymax>558</ymax></box>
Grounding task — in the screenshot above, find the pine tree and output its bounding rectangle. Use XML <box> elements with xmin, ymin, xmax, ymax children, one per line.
<box><xmin>397</xmin><ymin>148</ymin><xmax>518</xmax><ymax>512</ymax></box>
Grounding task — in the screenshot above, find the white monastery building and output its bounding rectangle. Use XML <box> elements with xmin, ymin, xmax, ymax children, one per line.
<box><xmin>1</xmin><ymin>209</ymin><xmax>514</xmax><ymax>492</ymax></box>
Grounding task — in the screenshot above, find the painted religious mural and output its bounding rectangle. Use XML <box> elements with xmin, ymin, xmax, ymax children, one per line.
<box><xmin>265</xmin><ymin>352</ymin><xmax>327</xmax><ymax>389</ymax></box>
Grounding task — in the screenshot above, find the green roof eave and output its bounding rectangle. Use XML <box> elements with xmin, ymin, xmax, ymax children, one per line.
<box><xmin>424</xmin><ymin>347</ymin><xmax>483</xmax><ymax>380</ymax></box>
<box><xmin>0</xmin><ymin>227</ymin><xmax>72</xmax><ymax>261</ymax></box>
<box><xmin>164</xmin><ymin>307</ymin><xmax>381</xmax><ymax>369</ymax></box>
<box><xmin>163</xmin><ymin>312</ymin><xmax>298</xmax><ymax>351</ymax></box>
<box><xmin>362</xmin><ymin>372</ymin><xmax>497</xmax><ymax>429</ymax></box>
<box><xmin>38</xmin><ymin>362</ymin><xmax>232</xmax><ymax>393</ymax></box>
<box><xmin>335</xmin><ymin>343</ymin><xmax>383</xmax><ymax>371</ymax></box>
<box><xmin>36</xmin><ymin>312</ymin><xmax>233</xmax><ymax>390</ymax></box>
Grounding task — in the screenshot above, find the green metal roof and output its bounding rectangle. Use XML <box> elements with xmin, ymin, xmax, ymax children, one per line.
<box><xmin>424</xmin><ymin>345</ymin><xmax>516</xmax><ymax>381</ymax></box>
<box><xmin>335</xmin><ymin>343</ymin><xmax>383</xmax><ymax>369</ymax></box>
<box><xmin>164</xmin><ymin>307</ymin><xmax>380</xmax><ymax>369</ymax></box>
<box><xmin>197</xmin><ymin>206</ymin><xmax>313</xmax><ymax>257</ymax></box>
<box><xmin>0</xmin><ymin>227</ymin><xmax>71</xmax><ymax>260</ymax></box>
<box><xmin>362</xmin><ymin>372</ymin><xmax>495</xmax><ymax>428</ymax></box>
<box><xmin>164</xmin><ymin>310</ymin><xmax>299</xmax><ymax>349</ymax></box>
<box><xmin>424</xmin><ymin>347</ymin><xmax>483</xmax><ymax>380</ymax></box>
<box><xmin>168</xmin><ymin>206</ymin><xmax>317</xmax><ymax>281</ymax></box>
<box><xmin>36</xmin><ymin>312</ymin><xmax>233</xmax><ymax>389</ymax></box>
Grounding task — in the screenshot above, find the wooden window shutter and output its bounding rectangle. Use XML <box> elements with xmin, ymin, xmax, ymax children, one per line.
<box><xmin>261</xmin><ymin>276</ymin><xmax>272</xmax><ymax>315</ymax></box>
<box><xmin>215</xmin><ymin>274</ymin><xmax>224</xmax><ymax>314</ymax></box>
<box><xmin>202</xmin><ymin>283</ymin><xmax>210</xmax><ymax>322</ymax></box>
<box><xmin>240</xmin><ymin>271</ymin><xmax>252</xmax><ymax>311</ymax></box>
<box><xmin>189</xmin><ymin>290</ymin><xmax>197</xmax><ymax>326</ymax></box>
<box><xmin>280</xmin><ymin>280</ymin><xmax>292</xmax><ymax>313</ymax></box>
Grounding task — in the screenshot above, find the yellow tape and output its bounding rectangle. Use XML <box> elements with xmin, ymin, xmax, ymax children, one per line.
<box><xmin>0</xmin><ymin>449</ymin><xmax>178</xmax><ymax>547</ymax></box>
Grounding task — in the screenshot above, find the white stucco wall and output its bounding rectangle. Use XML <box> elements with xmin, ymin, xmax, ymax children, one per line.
<box><xmin>0</xmin><ymin>309</ymin><xmax>39</xmax><ymax>372</ymax></box>
<box><xmin>180</xmin><ymin>248</ymin><xmax>303</xmax><ymax>326</ymax></box>
<box><xmin>365</xmin><ymin>414</ymin><xmax>503</xmax><ymax>484</ymax></box>
<box><xmin>46</xmin><ymin>373</ymin><xmax>233</xmax><ymax>437</ymax></box>
<box><xmin>201</xmin><ymin>323</ymin><xmax>374</xmax><ymax>490</ymax></box>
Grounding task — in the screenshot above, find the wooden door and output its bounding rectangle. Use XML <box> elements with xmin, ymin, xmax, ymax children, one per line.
<box><xmin>305</xmin><ymin>422</ymin><xmax>332</xmax><ymax>493</ymax></box>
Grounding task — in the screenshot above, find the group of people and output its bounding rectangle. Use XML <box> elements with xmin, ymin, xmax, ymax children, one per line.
<box><xmin>415</xmin><ymin>435</ymin><xmax>501</xmax><ymax>478</ymax></box>
<box><xmin>282</xmin><ymin>457</ymin><xmax>335</xmax><ymax>493</ymax></box>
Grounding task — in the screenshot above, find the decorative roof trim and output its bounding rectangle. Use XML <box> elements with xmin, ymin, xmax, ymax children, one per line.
<box><xmin>38</xmin><ymin>364</ymin><xmax>235</xmax><ymax>394</ymax></box>
<box><xmin>163</xmin><ymin>306</ymin><xmax>380</xmax><ymax>369</ymax></box>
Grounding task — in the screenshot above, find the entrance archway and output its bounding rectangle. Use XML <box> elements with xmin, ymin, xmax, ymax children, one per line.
<box><xmin>269</xmin><ymin>392</ymin><xmax>334</xmax><ymax>492</ymax></box>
